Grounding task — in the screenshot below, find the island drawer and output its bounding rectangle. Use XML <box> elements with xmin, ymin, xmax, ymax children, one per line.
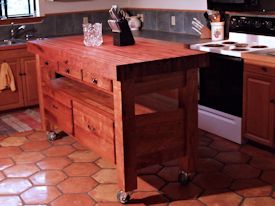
<box><xmin>58</xmin><ymin>60</ymin><xmax>82</xmax><ymax>80</ymax></box>
<box><xmin>245</xmin><ymin>63</ymin><xmax>275</xmax><ymax>76</ymax></box>
<box><xmin>73</xmin><ymin>101</ymin><xmax>115</xmax><ymax>163</ymax></box>
<box><xmin>43</xmin><ymin>95</ymin><xmax>73</xmax><ymax>135</ymax></box>
<box><xmin>40</xmin><ymin>58</ymin><xmax>58</xmax><ymax>82</ymax></box>
<box><xmin>82</xmin><ymin>70</ymin><xmax>113</xmax><ymax>93</ymax></box>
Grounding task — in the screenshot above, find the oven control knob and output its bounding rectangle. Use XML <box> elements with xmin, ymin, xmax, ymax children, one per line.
<box><xmin>254</xmin><ymin>20</ymin><xmax>262</xmax><ymax>29</ymax></box>
<box><xmin>265</xmin><ymin>21</ymin><xmax>273</xmax><ymax>29</ymax></box>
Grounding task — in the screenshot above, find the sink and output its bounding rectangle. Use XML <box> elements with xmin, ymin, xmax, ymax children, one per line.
<box><xmin>0</xmin><ymin>39</ymin><xmax>26</xmax><ymax>46</ymax></box>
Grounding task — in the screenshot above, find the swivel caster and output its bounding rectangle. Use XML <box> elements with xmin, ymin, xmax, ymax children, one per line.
<box><xmin>178</xmin><ymin>171</ymin><xmax>190</xmax><ymax>185</ymax></box>
<box><xmin>47</xmin><ymin>131</ymin><xmax>57</xmax><ymax>141</ymax></box>
<box><xmin>117</xmin><ymin>191</ymin><xmax>130</xmax><ymax>204</ymax></box>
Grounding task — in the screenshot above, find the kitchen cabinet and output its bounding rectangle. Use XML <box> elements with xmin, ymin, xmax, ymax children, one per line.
<box><xmin>243</xmin><ymin>61</ymin><xmax>275</xmax><ymax>147</ymax></box>
<box><xmin>0</xmin><ymin>46</ymin><xmax>38</xmax><ymax>111</ymax></box>
<box><xmin>28</xmin><ymin>35</ymin><xmax>208</xmax><ymax>203</ymax></box>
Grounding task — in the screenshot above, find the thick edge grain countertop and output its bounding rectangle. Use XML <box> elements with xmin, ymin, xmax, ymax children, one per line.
<box><xmin>242</xmin><ymin>49</ymin><xmax>275</xmax><ymax>65</ymax></box>
<box><xmin>27</xmin><ymin>35</ymin><xmax>208</xmax><ymax>81</ymax></box>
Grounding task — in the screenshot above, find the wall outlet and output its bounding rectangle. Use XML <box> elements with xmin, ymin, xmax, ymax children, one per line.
<box><xmin>171</xmin><ymin>15</ymin><xmax>176</xmax><ymax>26</ymax></box>
<box><xmin>137</xmin><ymin>13</ymin><xmax>144</xmax><ymax>22</ymax></box>
<box><xmin>83</xmin><ymin>16</ymin><xmax>89</xmax><ymax>24</ymax></box>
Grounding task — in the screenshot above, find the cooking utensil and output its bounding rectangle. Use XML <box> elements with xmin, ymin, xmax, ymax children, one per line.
<box><xmin>108</xmin><ymin>20</ymin><xmax>121</xmax><ymax>33</ymax></box>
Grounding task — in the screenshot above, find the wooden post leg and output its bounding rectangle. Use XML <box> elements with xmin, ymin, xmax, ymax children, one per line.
<box><xmin>113</xmin><ymin>80</ymin><xmax>137</xmax><ymax>193</ymax></box>
<box><xmin>178</xmin><ymin>68</ymin><xmax>199</xmax><ymax>176</ymax></box>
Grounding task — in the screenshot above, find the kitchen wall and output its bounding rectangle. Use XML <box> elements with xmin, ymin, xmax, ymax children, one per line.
<box><xmin>126</xmin><ymin>0</ymin><xmax>207</xmax><ymax>10</ymax></box>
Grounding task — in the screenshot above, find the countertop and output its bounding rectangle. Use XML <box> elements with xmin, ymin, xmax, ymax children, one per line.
<box><xmin>242</xmin><ymin>48</ymin><xmax>275</xmax><ymax>64</ymax></box>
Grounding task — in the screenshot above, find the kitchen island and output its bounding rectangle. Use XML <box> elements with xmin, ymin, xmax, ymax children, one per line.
<box><xmin>27</xmin><ymin>35</ymin><xmax>208</xmax><ymax>203</ymax></box>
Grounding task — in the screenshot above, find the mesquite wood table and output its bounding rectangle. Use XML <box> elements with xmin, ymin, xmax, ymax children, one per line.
<box><xmin>28</xmin><ymin>35</ymin><xmax>208</xmax><ymax>203</ymax></box>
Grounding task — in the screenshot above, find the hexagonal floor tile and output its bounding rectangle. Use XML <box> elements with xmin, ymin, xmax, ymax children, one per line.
<box><xmin>27</xmin><ymin>131</ymin><xmax>47</xmax><ymax>141</ymax></box>
<box><xmin>58</xmin><ymin>177</ymin><xmax>97</xmax><ymax>193</ymax></box>
<box><xmin>198</xmin><ymin>146</ymin><xmax>218</xmax><ymax>158</ymax></box>
<box><xmin>199</xmin><ymin>191</ymin><xmax>242</xmax><ymax>206</ymax></box>
<box><xmin>12</xmin><ymin>152</ymin><xmax>45</xmax><ymax>164</ymax></box>
<box><xmin>72</xmin><ymin>142</ymin><xmax>88</xmax><ymax>150</ymax></box>
<box><xmin>240</xmin><ymin>145</ymin><xmax>273</xmax><ymax>158</ymax></box>
<box><xmin>68</xmin><ymin>150</ymin><xmax>99</xmax><ymax>162</ymax></box>
<box><xmin>162</xmin><ymin>159</ymin><xmax>179</xmax><ymax>167</ymax></box>
<box><xmin>37</xmin><ymin>157</ymin><xmax>71</xmax><ymax>170</ymax></box>
<box><xmin>21</xmin><ymin>186</ymin><xmax>61</xmax><ymax>204</ymax></box>
<box><xmin>0</xmin><ymin>136</ymin><xmax>28</xmax><ymax>147</ymax></box>
<box><xmin>64</xmin><ymin>162</ymin><xmax>99</xmax><ymax>176</ymax></box>
<box><xmin>197</xmin><ymin>158</ymin><xmax>223</xmax><ymax>173</ymax></box>
<box><xmin>157</xmin><ymin>166</ymin><xmax>179</xmax><ymax>182</ymax></box>
<box><xmin>88</xmin><ymin>184</ymin><xmax>119</xmax><ymax>202</ymax></box>
<box><xmin>260</xmin><ymin>170</ymin><xmax>275</xmax><ymax>184</ymax></box>
<box><xmin>231</xmin><ymin>179</ymin><xmax>272</xmax><ymax>197</ymax></box>
<box><xmin>170</xmin><ymin>200</ymin><xmax>205</xmax><ymax>206</ymax></box>
<box><xmin>193</xmin><ymin>172</ymin><xmax>233</xmax><ymax>190</ymax></box>
<box><xmin>92</xmin><ymin>169</ymin><xmax>117</xmax><ymax>184</ymax></box>
<box><xmin>52</xmin><ymin>136</ymin><xmax>76</xmax><ymax>146</ymax></box>
<box><xmin>138</xmin><ymin>164</ymin><xmax>163</xmax><ymax>175</ymax></box>
<box><xmin>30</xmin><ymin>170</ymin><xmax>67</xmax><ymax>185</ymax></box>
<box><xmin>0</xmin><ymin>147</ymin><xmax>22</xmax><ymax>158</ymax></box>
<box><xmin>43</xmin><ymin>145</ymin><xmax>75</xmax><ymax>157</ymax></box>
<box><xmin>250</xmin><ymin>157</ymin><xmax>275</xmax><ymax>170</ymax></box>
<box><xmin>95</xmin><ymin>158</ymin><xmax>116</xmax><ymax>169</ymax></box>
<box><xmin>223</xmin><ymin>164</ymin><xmax>261</xmax><ymax>179</ymax></box>
<box><xmin>0</xmin><ymin>179</ymin><xmax>32</xmax><ymax>194</ymax></box>
<box><xmin>0</xmin><ymin>196</ymin><xmax>22</xmax><ymax>206</ymax></box>
<box><xmin>210</xmin><ymin>140</ymin><xmax>240</xmax><ymax>152</ymax></box>
<box><xmin>4</xmin><ymin>164</ymin><xmax>39</xmax><ymax>178</ymax></box>
<box><xmin>0</xmin><ymin>158</ymin><xmax>14</xmax><ymax>170</ymax></box>
<box><xmin>161</xmin><ymin>183</ymin><xmax>202</xmax><ymax>201</ymax></box>
<box><xmin>137</xmin><ymin>175</ymin><xmax>165</xmax><ymax>191</ymax></box>
<box><xmin>21</xmin><ymin>140</ymin><xmax>51</xmax><ymax>152</ymax></box>
<box><xmin>130</xmin><ymin>191</ymin><xmax>168</xmax><ymax>205</ymax></box>
<box><xmin>51</xmin><ymin>194</ymin><xmax>95</xmax><ymax>206</ymax></box>
<box><xmin>242</xmin><ymin>197</ymin><xmax>275</xmax><ymax>206</ymax></box>
<box><xmin>215</xmin><ymin>151</ymin><xmax>250</xmax><ymax>164</ymax></box>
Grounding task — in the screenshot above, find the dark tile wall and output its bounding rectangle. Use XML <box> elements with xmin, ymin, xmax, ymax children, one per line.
<box><xmin>127</xmin><ymin>9</ymin><xmax>207</xmax><ymax>36</ymax></box>
<box><xmin>0</xmin><ymin>9</ymin><xmax>206</xmax><ymax>41</ymax></box>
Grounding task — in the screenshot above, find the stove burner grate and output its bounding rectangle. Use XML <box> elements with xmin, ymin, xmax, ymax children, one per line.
<box><xmin>250</xmin><ymin>45</ymin><xmax>268</xmax><ymax>48</ymax></box>
<box><xmin>235</xmin><ymin>43</ymin><xmax>248</xmax><ymax>48</ymax></box>
<box><xmin>231</xmin><ymin>48</ymin><xmax>249</xmax><ymax>51</ymax></box>
<box><xmin>222</xmin><ymin>41</ymin><xmax>236</xmax><ymax>45</ymax></box>
<box><xmin>203</xmin><ymin>44</ymin><xmax>224</xmax><ymax>48</ymax></box>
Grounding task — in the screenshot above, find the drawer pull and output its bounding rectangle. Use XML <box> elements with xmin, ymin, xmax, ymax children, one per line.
<box><xmin>87</xmin><ymin>124</ymin><xmax>96</xmax><ymax>132</ymax></box>
<box><xmin>52</xmin><ymin>105</ymin><xmax>58</xmax><ymax>109</ymax></box>
<box><xmin>91</xmin><ymin>78</ymin><xmax>98</xmax><ymax>84</ymax></box>
<box><xmin>65</xmin><ymin>68</ymin><xmax>70</xmax><ymax>74</ymax></box>
<box><xmin>44</xmin><ymin>61</ymin><xmax>49</xmax><ymax>65</ymax></box>
<box><xmin>261</xmin><ymin>67</ymin><xmax>267</xmax><ymax>72</ymax></box>
<box><xmin>270</xmin><ymin>99</ymin><xmax>275</xmax><ymax>104</ymax></box>
<box><xmin>64</xmin><ymin>60</ymin><xmax>69</xmax><ymax>64</ymax></box>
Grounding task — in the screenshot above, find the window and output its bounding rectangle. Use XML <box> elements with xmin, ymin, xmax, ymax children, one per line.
<box><xmin>0</xmin><ymin>0</ymin><xmax>36</xmax><ymax>19</ymax></box>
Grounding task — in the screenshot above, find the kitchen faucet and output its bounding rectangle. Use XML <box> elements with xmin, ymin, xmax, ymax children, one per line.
<box><xmin>10</xmin><ymin>22</ymin><xmax>26</xmax><ymax>40</ymax></box>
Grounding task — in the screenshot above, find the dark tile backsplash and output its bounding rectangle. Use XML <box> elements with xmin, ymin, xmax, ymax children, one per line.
<box><xmin>0</xmin><ymin>9</ymin><xmax>206</xmax><ymax>41</ymax></box>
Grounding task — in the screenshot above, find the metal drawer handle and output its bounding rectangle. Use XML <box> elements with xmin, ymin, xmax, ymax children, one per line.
<box><xmin>261</xmin><ymin>67</ymin><xmax>267</xmax><ymax>72</ymax></box>
<box><xmin>65</xmin><ymin>68</ymin><xmax>70</xmax><ymax>74</ymax></box>
<box><xmin>87</xmin><ymin>124</ymin><xmax>96</xmax><ymax>132</ymax></box>
<box><xmin>91</xmin><ymin>78</ymin><xmax>98</xmax><ymax>84</ymax></box>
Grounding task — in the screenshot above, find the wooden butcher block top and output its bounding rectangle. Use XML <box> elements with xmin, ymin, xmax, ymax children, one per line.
<box><xmin>27</xmin><ymin>35</ymin><xmax>208</xmax><ymax>81</ymax></box>
<box><xmin>242</xmin><ymin>49</ymin><xmax>275</xmax><ymax>65</ymax></box>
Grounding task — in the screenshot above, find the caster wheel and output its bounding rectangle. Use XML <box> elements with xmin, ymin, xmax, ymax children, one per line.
<box><xmin>178</xmin><ymin>171</ymin><xmax>189</xmax><ymax>185</ymax></box>
<box><xmin>47</xmin><ymin>131</ymin><xmax>57</xmax><ymax>141</ymax></box>
<box><xmin>117</xmin><ymin>191</ymin><xmax>130</xmax><ymax>204</ymax></box>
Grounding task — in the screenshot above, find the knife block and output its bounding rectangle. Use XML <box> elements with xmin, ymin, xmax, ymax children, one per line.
<box><xmin>113</xmin><ymin>19</ymin><xmax>135</xmax><ymax>46</ymax></box>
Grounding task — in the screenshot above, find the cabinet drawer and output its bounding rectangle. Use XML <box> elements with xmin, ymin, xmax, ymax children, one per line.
<box><xmin>73</xmin><ymin>101</ymin><xmax>115</xmax><ymax>163</ymax></box>
<box><xmin>42</xmin><ymin>84</ymin><xmax>71</xmax><ymax>108</ymax></box>
<box><xmin>245</xmin><ymin>63</ymin><xmax>275</xmax><ymax>76</ymax></box>
<box><xmin>83</xmin><ymin>70</ymin><xmax>113</xmax><ymax>92</ymax></box>
<box><xmin>58</xmin><ymin>60</ymin><xmax>82</xmax><ymax>80</ymax></box>
<box><xmin>44</xmin><ymin>95</ymin><xmax>73</xmax><ymax>134</ymax></box>
<box><xmin>40</xmin><ymin>58</ymin><xmax>57</xmax><ymax>82</ymax></box>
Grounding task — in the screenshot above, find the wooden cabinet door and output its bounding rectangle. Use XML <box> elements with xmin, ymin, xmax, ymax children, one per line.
<box><xmin>243</xmin><ymin>71</ymin><xmax>275</xmax><ymax>146</ymax></box>
<box><xmin>21</xmin><ymin>57</ymin><xmax>38</xmax><ymax>106</ymax></box>
<box><xmin>0</xmin><ymin>59</ymin><xmax>24</xmax><ymax>111</ymax></box>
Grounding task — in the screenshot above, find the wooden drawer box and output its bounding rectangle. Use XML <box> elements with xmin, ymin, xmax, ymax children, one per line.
<box><xmin>40</xmin><ymin>58</ymin><xmax>57</xmax><ymax>82</ymax></box>
<box><xmin>82</xmin><ymin>70</ymin><xmax>113</xmax><ymax>92</ymax></box>
<box><xmin>58</xmin><ymin>60</ymin><xmax>82</xmax><ymax>80</ymax></box>
<box><xmin>73</xmin><ymin>101</ymin><xmax>115</xmax><ymax>163</ymax></box>
<box><xmin>245</xmin><ymin>63</ymin><xmax>275</xmax><ymax>76</ymax></box>
<box><xmin>43</xmin><ymin>95</ymin><xmax>73</xmax><ymax>135</ymax></box>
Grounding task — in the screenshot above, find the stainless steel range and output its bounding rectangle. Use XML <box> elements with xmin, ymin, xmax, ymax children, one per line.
<box><xmin>191</xmin><ymin>15</ymin><xmax>275</xmax><ymax>144</ymax></box>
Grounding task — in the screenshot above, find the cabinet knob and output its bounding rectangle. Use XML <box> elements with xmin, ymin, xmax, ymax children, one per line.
<box><xmin>261</xmin><ymin>67</ymin><xmax>268</xmax><ymax>72</ymax></box>
<box><xmin>64</xmin><ymin>60</ymin><xmax>69</xmax><ymax>64</ymax></box>
<box><xmin>270</xmin><ymin>99</ymin><xmax>275</xmax><ymax>104</ymax></box>
<box><xmin>52</xmin><ymin>104</ymin><xmax>58</xmax><ymax>109</ymax></box>
<box><xmin>65</xmin><ymin>68</ymin><xmax>70</xmax><ymax>74</ymax></box>
<box><xmin>44</xmin><ymin>61</ymin><xmax>49</xmax><ymax>65</ymax></box>
<box><xmin>87</xmin><ymin>124</ymin><xmax>96</xmax><ymax>132</ymax></box>
<box><xmin>91</xmin><ymin>78</ymin><xmax>98</xmax><ymax>84</ymax></box>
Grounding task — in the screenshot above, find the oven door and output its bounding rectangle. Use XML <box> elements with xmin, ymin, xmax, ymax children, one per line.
<box><xmin>199</xmin><ymin>53</ymin><xmax>243</xmax><ymax>117</ymax></box>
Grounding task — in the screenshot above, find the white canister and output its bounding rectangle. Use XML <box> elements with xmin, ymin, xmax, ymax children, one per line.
<box><xmin>127</xmin><ymin>16</ymin><xmax>142</xmax><ymax>31</ymax></box>
<box><xmin>211</xmin><ymin>22</ymin><xmax>224</xmax><ymax>41</ymax></box>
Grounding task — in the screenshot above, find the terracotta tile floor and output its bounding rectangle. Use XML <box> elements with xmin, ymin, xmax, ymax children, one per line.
<box><xmin>0</xmin><ymin>130</ymin><xmax>275</xmax><ymax>206</ymax></box>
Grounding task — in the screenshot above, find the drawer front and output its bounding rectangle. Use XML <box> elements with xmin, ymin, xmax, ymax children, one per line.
<box><xmin>44</xmin><ymin>95</ymin><xmax>73</xmax><ymax>134</ymax></box>
<box><xmin>58</xmin><ymin>60</ymin><xmax>82</xmax><ymax>80</ymax></box>
<box><xmin>42</xmin><ymin>84</ymin><xmax>71</xmax><ymax>108</ymax></box>
<box><xmin>83</xmin><ymin>70</ymin><xmax>113</xmax><ymax>92</ymax></box>
<box><xmin>245</xmin><ymin>63</ymin><xmax>275</xmax><ymax>76</ymax></box>
<box><xmin>40</xmin><ymin>58</ymin><xmax>57</xmax><ymax>82</ymax></box>
<box><xmin>73</xmin><ymin>101</ymin><xmax>115</xmax><ymax>163</ymax></box>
